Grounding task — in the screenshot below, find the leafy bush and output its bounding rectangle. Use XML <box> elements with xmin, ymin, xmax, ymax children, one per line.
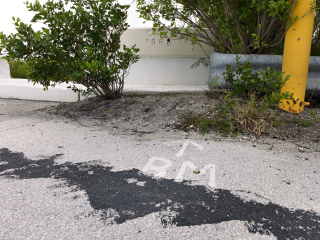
<box><xmin>137</xmin><ymin>0</ymin><xmax>320</xmax><ymax>57</ymax></box>
<box><xmin>8</xmin><ymin>60</ymin><xmax>30</xmax><ymax>79</ymax></box>
<box><xmin>221</xmin><ymin>55</ymin><xmax>292</xmax><ymax>104</ymax></box>
<box><xmin>311</xmin><ymin>3</ymin><xmax>320</xmax><ymax>56</ymax></box>
<box><xmin>190</xmin><ymin>58</ymin><xmax>294</xmax><ymax>136</ymax></box>
<box><xmin>137</xmin><ymin>0</ymin><xmax>318</xmax><ymax>55</ymax></box>
<box><xmin>0</xmin><ymin>0</ymin><xmax>139</xmax><ymax>100</ymax></box>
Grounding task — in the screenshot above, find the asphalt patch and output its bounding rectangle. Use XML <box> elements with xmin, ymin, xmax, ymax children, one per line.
<box><xmin>0</xmin><ymin>148</ymin><xmax>319</xmax><ymax>239</ymax></box>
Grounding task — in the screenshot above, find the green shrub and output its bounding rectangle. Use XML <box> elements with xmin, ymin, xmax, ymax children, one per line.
<box><xmin>0</xmin><ymin>0</ymin><xmax>139</xmax><ymax>100</ymax></box>
<box><xmin>203</xmin><ymin>57</ymin><xmax>294</xmax><ymax>136</ymax></box>
<box><xmin>222</xmin><ymin>56</ymin><xmax>292</xmax><ymax>102</ymax></box>
<box><xmin>8</xmin><ymin>60</ymin><xmax>30</xmax><ymax>79</ymax></box>
<box><xmin>137</xmin><ymin>0</ymin><xmax>299</xmax><ymax>55</ymax></box>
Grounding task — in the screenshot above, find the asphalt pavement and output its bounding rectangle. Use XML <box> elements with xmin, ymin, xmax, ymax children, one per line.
<box><xmin>0</xmin><ymin>98</ymin><xmax>319</xmax><ymax>240</ymax></box>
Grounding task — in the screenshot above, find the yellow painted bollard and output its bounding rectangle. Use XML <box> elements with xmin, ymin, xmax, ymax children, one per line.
<box><xmin>279</xmin><ymin>0</ymin><xmax>316</xmax><ymax>113</ymax></box>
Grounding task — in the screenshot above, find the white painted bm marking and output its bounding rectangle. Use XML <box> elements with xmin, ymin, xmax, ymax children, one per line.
<box><xmin>142</xmin><ymin>141</ymin><xmax>216</xmax><ymax>188</ymax></box>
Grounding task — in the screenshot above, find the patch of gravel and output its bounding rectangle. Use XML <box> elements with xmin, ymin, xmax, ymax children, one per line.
<box><xmin>45</xmin><ymin>93</ymin><xmax>320</xmax><ymax>152</ymax></box>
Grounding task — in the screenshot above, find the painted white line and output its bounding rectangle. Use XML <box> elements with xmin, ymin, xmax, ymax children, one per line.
<box><xmin>142</xmin><ymin>157</ymin><xmax>172</xmax><ymax>178</ymax></box>
<box><xmin>175</xmin><ymin>161</ymin><xmax>216</xmax><ymax>188</ymax></box>
<box><xmin>176</xmin><ymin>141</ymin><xmax>205</xmax><ymax>157</ymax></box>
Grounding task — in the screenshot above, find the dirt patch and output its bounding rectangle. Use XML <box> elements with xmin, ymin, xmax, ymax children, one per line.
<box><xmin>45</xmin><ymin>93</ymin><xmax>320</xmax><ymax>151</ymax></box>
<box><xmin>45</xmin><ymin>93</ymin><xmax>214</xmax><ymax>133</ymax></box>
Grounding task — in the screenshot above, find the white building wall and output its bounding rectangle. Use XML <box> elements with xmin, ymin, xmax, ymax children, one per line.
<box><xmin>121</xmin><ymin>28</ymin><xmax>215</xmax><ymax>87</ymax></box>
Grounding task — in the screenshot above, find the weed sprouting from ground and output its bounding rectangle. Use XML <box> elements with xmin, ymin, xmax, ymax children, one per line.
<box><xmin>297</xmin><ymin>120</ymin><xmax>313</xmax><ymax>127</ymax></box>
<box><xmin>178</xmin><ymin>94</ymin><xmax>281</xmax><ymax>137</ymax></box>
<box><xmin>179</xmin><ymin>113</ymin><xmax>215</xmax><ymax>135</ymax></box>
<box><xmin>179</xmin><ymin>56</ymin><xmax>295</xmax><ymax>137</ymax></box>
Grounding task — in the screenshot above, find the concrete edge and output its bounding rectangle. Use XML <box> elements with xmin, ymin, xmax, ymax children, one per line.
<box><xmin>0</xmin><ymin>78</ymin><xmax>209</xmax><ymax>102</ymax></box>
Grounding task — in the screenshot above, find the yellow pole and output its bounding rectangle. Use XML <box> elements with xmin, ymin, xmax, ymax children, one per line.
<box><xmin>279</xmin><ymin>0</ymin><xmax>316</xmax><ymax>113</ymax></box>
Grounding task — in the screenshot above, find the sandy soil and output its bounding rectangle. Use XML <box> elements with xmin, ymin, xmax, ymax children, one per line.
<box><xmin>40</xmin><ymin>93</ymin><xmax>320</xmax><ymax>153</ymax></box>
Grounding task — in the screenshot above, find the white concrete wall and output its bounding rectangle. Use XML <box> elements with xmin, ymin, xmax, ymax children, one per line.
<box><xmin>121</xmin><ymin>28</ymin><xmax>214</xmax><ymax>57</ymax></box>
<box><xmin>0</xmin><ymin>78</ymin><xmax>86</xmax><ymax>102</ymax></box>
<box><xmin>0</xmin><ymin>59</ymin><xmax>10</xmax><ymax>79</ymax></box>
<box><xmin>125</xmin><ymin>57</ymin><xmax>210</xmax><ymax>86</ymax></box>
<box><xmin>121</xmin><ymin>28</ymin><xmax>214</xmax><ymax>87</ymax></box>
